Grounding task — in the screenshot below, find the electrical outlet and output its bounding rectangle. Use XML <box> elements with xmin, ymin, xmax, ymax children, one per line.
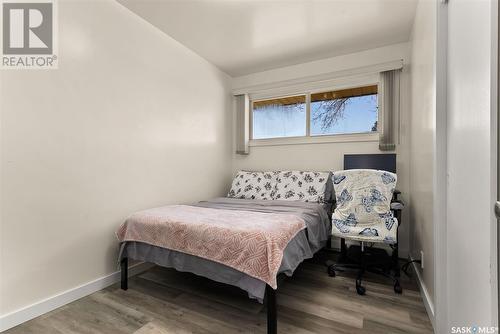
<box><xmin>420</xmin><ymin>250</ymin><xmax>424</xmax><ymax>269</ymax></box>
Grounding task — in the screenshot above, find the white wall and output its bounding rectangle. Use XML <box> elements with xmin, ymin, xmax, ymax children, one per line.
<box><xmin>408</xmin><ymin>0</ymin><xmax>437</xmax><ymax>318</ymax></box>
<box><xmin>446</xmin><ymin>0</ymin><xmax>497</xmax><ymax>328</ymax></box>
<box><xmin>232</xmin><ymin>43</ymin><xmax>412</xmax><ymax>257</ymax></box>
<box><xmin>0</xmin><ymin>0</ymin><xmax>232</xmax><ymax>317</ymax></box>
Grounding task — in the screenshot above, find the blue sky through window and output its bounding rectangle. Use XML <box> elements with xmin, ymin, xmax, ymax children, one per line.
<box><xmin>252</xmin><ymin>99</ymin><xmax>306</xmax><ymax>139</ymax></box>
<box><xmin>311</xmin><ymin>94</ymin><xmax>378</xmax><ymax>135</ymax></box>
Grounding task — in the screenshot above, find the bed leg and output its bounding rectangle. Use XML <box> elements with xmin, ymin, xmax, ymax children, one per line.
<box><xmin>266</xmin><ymin>285</ymin><xmax>277</xmax><ymax>334</ymax></box>
<box><xmin>121</xmin><ymin>257</ymin><xmax>128</xmax><ymax>290</ymax></box>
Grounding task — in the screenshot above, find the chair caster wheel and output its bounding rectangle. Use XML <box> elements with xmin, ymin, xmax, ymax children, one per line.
<box><xmin>394</xmin><ymin>281</ymin><xmax>403</xmax><ymax>294</ymax></box>
<box><xmin>327</xmin><ymin>266</ymin><xmax>336</xmax><ymax>277</ymax></box>
<box><xmin>356</xmin><ymin>285</ymin><xmax>366</xmax><ymax>295</ymax></box>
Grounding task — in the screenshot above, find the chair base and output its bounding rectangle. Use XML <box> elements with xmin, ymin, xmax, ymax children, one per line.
<box><xmin>326</xmin><ymin>244</ymin><xmax>402</xmax><ymax>295</ymax></box>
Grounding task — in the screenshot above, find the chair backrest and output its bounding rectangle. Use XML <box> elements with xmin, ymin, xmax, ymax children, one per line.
<box><xmin>332</xmin><ymin>169</ymin><xmax>397</xmax><ymax>226</ymax></box>
<box><xmin>331</xmin><ymin>169</ymin><xmax>399</xmax><ymax>243</ymax></box>
<box><xmin>344</xmin><ymin>154</ymin><xmax>396</xmax><ymax>173</ymax></box>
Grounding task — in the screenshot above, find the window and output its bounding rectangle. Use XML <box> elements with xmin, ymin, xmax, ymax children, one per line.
<box><xmin>310</xmin><ymin>85</ymin><xmax>378</xmax><ymax>136</ymax></box>
<box><xmin>251</xmin><ymin>85</ymin><xmax>378</xmax><ymax>140</ymax></box>
<box><xmin>252</xmin><ymin>95</ymin><xmax>306</xmax><ymax>139</ymax></box>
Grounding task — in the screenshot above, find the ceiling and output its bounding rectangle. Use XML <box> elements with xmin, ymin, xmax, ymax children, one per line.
<box><xmin>118</xmin><ymin>0</ymin><xmax>418</xmax><ymax>77</ymax></box>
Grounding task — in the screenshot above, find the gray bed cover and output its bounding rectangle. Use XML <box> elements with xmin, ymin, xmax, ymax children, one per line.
<box><xmin>119</xmin><ymin>197</ymin><xmax>331</xmax><ymax>302</ymax></box>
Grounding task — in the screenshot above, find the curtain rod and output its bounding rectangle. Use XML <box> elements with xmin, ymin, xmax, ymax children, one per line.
<box><xmin>232</xmin><ymin>59</ymin><xmax>403</xmax><ymax>96</ymax></box>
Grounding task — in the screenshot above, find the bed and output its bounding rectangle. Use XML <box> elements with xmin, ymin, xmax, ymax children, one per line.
<box><xmin>117</xmin><ymin>171</ymin><xmax>333</xmax><ymax>334</ymax></box>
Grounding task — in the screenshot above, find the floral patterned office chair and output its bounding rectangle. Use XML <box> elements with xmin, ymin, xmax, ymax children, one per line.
<box><xmin>327</xmin><ymin>169</ymin><xmax>403</xmax><ymax>295</ymax></box>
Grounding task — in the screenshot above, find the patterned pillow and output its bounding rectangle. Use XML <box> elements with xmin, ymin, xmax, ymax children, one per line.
<box><xmin>332</xmin><ymin>169</ymin><xmax>398</xmax><ymax>244</ymax></box>
<box><xmin>272</xmin><ymin>171</ymin><xmax>331</xmax><ymax>203</ymax></box>
<box><xmin>227</xmin><ymin>171</ymin><xmax>277</xmax><ymax>200</ymax></box>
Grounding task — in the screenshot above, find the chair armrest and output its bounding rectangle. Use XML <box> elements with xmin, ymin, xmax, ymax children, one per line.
<box><xmin>390</xmin><ymin>201</ymin><xmax>404</xmax><ymax>211</ymax></box>
<box><xmin>392</xmin><ymin>189</ymin><xmax>402</xmax><ymax>202</ymax></box>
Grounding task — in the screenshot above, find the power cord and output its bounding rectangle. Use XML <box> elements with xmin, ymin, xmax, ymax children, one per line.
<box><xmin>401</xmin><ymin>259</ymin><xmax>422</xmax><ymax>277</ymax></box>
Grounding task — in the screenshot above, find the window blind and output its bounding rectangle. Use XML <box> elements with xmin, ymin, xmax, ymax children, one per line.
<box><xmin>379</xmin><ymin>69</ymin><xmax>401</xmax><ymax>151</ymax></box>
<box><xmin>235</xmin><ymin>94</ymin><xmax>250</xmax><ymax>155</ymax></box>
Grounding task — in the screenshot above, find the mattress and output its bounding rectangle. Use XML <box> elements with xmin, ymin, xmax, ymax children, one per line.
<box><xmin>118</xmin><ymin>197</ymin><xmax>331</xmax><ymax>302</ymax></box>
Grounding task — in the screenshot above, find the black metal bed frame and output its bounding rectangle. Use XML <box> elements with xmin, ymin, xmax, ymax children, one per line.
<box><xmin>120</xmin><ymin>257</ymin><xmax>278</xmax><ymax>334</ymax></box>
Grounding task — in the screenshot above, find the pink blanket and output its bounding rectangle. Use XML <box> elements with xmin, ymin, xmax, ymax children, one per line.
<box><xmin>116</xmin><ymin>205</ymin><xmax>306</xmax><ymax>288</ymax></box>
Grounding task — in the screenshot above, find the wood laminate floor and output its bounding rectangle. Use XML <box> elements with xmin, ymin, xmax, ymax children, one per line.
<box><xmin>5</xmin><ymin>252</ymin><xmax>433</xmax><ymax>334</ymax></box>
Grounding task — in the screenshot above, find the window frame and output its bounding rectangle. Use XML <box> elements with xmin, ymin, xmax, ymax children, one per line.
<box><xmin>249</xmin><ymin>75</ymin><xmax>381</xmax><ymax>147</ymax></box>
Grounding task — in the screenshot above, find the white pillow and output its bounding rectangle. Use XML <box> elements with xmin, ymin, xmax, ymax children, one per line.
<box><xmin>227</xmin><ymin>171</ymin><xmax>277</xmax><ymax>200</ymax></box>
<box><xmin>273</xmin><ymin>171</ymin><xmax>330</xmax><ymax>203</ymax></box>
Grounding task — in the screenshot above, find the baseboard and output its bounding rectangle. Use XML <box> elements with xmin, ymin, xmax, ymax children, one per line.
<box><xmin>0</xmin><ymin>262</ymin><xmax>154</xmax><ymax>332</ymax></box>
<box><xmin>410</xmin><ymin>256</ymin><xmax>436</xmax><ymax>330</ymax></box>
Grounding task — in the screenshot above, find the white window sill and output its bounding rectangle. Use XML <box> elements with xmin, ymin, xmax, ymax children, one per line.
<box><xmin>249</xmin><ymin>132</ymin><xmax>379</xmax><ymax>147</ymax></box>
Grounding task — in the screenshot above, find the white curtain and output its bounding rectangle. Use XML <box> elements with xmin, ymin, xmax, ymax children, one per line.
<box><xmin>235</xmin><ymin>94</ymin><xmax>250</xmax><ymax>155</ymax></box>
<box><xmin>379</xmin><ymin>70</ymin><xmax>401</xmax><ymax>151</ymax></box>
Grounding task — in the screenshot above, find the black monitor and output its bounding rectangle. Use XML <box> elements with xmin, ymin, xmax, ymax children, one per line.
<box><xmin>343</xmin><ymin>154</ymin><xmax>396</xmax><ymax>173</ymax></box>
